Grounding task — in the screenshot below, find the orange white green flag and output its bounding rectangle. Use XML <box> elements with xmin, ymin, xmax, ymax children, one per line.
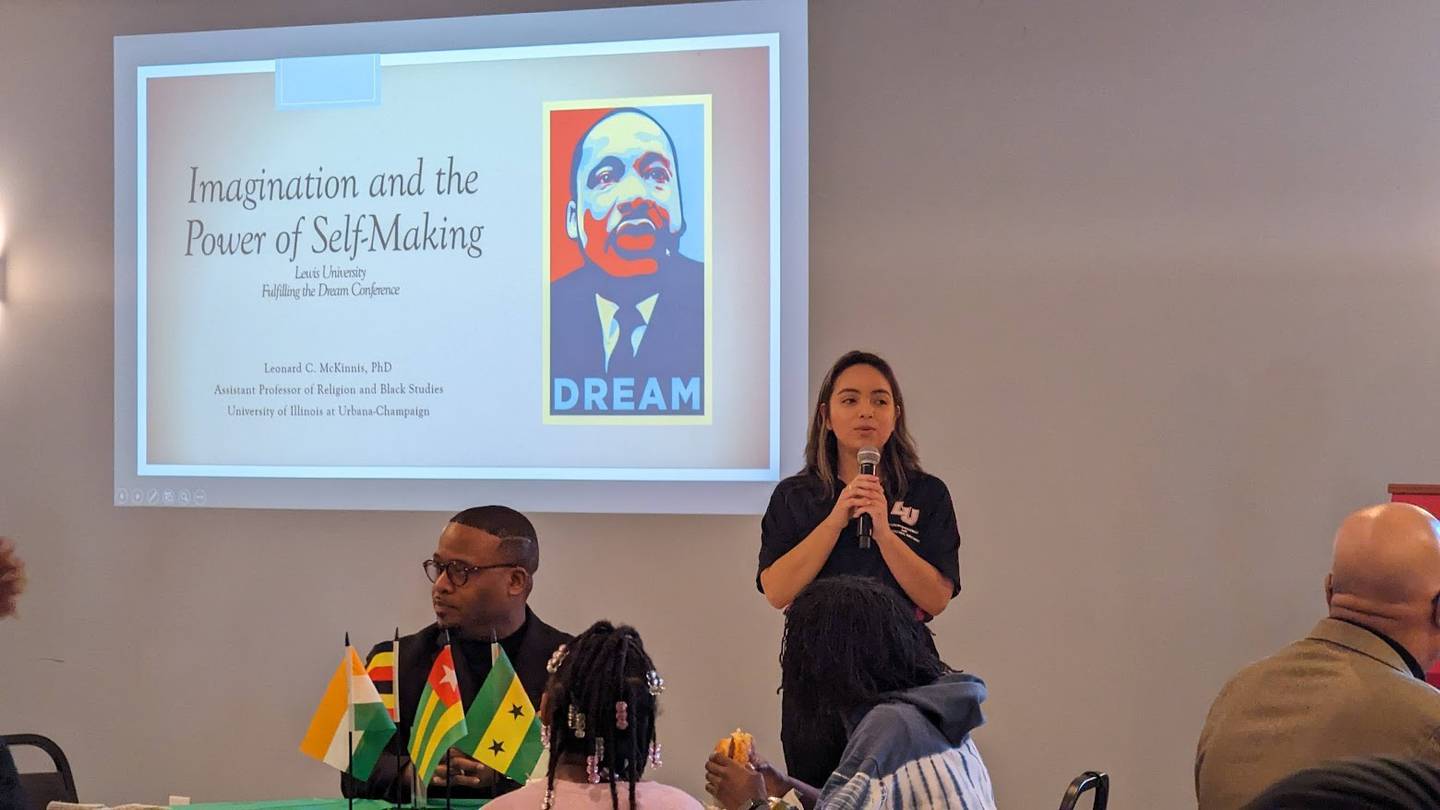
<box><xmin>299</xmin><ymin>639</ymin><xmax>398</xmax><ymax>780</ymax></box>
<box><xmin>408</xmin><ymin>641</ymin><xmax>469</xmax><ymax>788</ymax></box>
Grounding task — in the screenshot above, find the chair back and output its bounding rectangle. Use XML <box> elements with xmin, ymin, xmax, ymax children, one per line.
<box><xmin>2</xmin><ymin>733</ymin><xmax>78</xmax><ymax>810</ymax></box>
<box><xmin>1058</xmin><ymin>769</ymin><xmax>1109</xmax><ymax>810</ymax></box>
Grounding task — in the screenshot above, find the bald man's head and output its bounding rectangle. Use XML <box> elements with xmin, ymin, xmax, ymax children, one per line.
<box><xmin>1326</xmin><ymin>503</ymin><xmax>1440</xmax><ymax>666</ymax></box>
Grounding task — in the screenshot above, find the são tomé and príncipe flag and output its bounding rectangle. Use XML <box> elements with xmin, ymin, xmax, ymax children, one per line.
<box><xmin>459</xmin><ymin>644</ymin><xmax>545</xmax><ymax>783</ymax></box>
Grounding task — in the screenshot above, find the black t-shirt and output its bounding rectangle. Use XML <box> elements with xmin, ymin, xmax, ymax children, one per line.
<box><xmin>757</xmin><ymin>470</ymin><xmax>961</xmax><ymax>615</ymax></box>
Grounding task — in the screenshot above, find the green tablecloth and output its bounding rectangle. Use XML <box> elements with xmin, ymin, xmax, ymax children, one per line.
<box><xmin>177</xmin><ymin>795</ymin><xmax>483</xmax><ymax>801</ymax></box>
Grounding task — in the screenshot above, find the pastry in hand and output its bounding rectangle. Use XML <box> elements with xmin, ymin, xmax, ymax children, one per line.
<box><xmin>714</xmin><ymin>729</ymin><xmax>754</xmax><ymax>763</ymax></box>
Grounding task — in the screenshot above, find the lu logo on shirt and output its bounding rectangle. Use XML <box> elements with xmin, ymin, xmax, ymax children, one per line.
<box><xmin>889</xmin><ymin>501</ymin><xmax>922</xmax><ymax>543</ymax></box>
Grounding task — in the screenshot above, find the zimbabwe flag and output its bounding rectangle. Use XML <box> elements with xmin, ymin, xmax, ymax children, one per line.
<box><xmin>408</xmin><ymin>644</ymin><xmax>468</xmax><ymax>786</ymax></box>
<box><xmin>459</xmin><ymin>644</ymin><xmax>544</xmax><ymax>783</ymax></box>
<box><xmin>366</xmin><ymin>643</ymin><xmax>399</xmax><ymax>722</ymax></box>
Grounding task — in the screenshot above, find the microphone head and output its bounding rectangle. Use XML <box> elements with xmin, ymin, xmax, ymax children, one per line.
<box><xmin>857</xmin><ymin>446</ymin><xmax>882</xmax><ymax>467</ymax></box>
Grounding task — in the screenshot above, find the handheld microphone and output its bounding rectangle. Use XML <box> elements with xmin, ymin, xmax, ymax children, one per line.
<box><xmin>856</xmin><ymin>446</ymin><xmax>881</xmax><ymax>549</ymax></box>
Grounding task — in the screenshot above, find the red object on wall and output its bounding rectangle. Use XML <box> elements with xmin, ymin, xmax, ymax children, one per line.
<box><xmin>1387</xmin><ymin>484</ymin><xmax>1440</xmax><ymax>688</ymax></box>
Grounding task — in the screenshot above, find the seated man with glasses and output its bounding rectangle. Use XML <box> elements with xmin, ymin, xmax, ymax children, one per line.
<box><xmin>344</xmin><ymin>505</ymin><xmax>573</xmax><ymax>803</ymax></box>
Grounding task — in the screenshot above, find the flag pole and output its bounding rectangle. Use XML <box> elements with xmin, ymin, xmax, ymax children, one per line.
<box><xmin>445</xmin><ymin>627</ymin><xmax>455</xmax><ymax>810</ymax></box>
<box><xmin>412</xmin><ymin>627</ymin><xmax>425</xmax><ymax>810</ymax></box>
<box><xmin>346</xmin><ymin>632</ymin><xmax>355</xmax><ymax>810</ymax></box>
<box><xmin>415</xmin><ymin>627</ymin><xmax>428</xmax><ymax>809</ymax></box>
<box><xmin>445</xmin><ymin>748</ymin><xmax>453</xmax><ymax>810</ymax></box>
<box><xmin>392</xmin><ymin>627</ymin><xmax>402</xmax><ymax>810</ymax></box>
<box><xmin>410</xmin><ymin>629</ymin><xmax>419</xmax><ymax>809</ymax></box>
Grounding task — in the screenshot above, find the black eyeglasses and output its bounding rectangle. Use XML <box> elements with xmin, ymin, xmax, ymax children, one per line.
<box><xmin>423</xmin><ymin>558</ymin><xmax>520</xmax><ymax>587</ymax></box>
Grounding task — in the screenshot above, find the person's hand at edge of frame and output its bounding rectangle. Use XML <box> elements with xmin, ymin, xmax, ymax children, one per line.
<box><xmin>0</xmin><ymin>537</ymin><xmax>25</xmax><ymax>618</ymax></box>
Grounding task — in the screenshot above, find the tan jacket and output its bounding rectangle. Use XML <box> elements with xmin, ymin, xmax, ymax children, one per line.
<box><xmin>1195</xmin><ymin>618</ymin><xmax>1440</xmax><ymax>810</ymax></box>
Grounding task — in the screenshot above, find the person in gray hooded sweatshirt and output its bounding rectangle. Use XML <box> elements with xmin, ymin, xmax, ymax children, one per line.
<box><xmin>705</xmin><ymin>575</ymin><xmax>996</xmax><ymax>810</ymax></box>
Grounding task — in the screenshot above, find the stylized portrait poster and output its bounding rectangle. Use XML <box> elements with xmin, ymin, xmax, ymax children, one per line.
<box><xmin>136</xmin><ymin>39</ymin><xmax>770</xmax><ymax>479</ymax></box>
<box><xmin>543</xmin><ymin>97</ymin><xmax>711</xmax><ymax>423</ymax></box>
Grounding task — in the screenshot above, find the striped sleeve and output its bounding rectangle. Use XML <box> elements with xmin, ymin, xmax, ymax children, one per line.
<box><xmin>818</xmin><ymin>743</ymin><xmax>995</xmax><ymax>810</ymax></box>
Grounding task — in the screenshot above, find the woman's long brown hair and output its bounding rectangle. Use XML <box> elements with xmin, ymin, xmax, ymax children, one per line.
<box><xmin>802</xmin><ymin>350</ymin><xmax>923</xmax><ymax>498</ymax></box>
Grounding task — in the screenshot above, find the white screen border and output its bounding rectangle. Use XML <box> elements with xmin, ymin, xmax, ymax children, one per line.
<box><xmin>113</xmin><ymin>0</ymin><xmax>808</xmax><ymax>513</ymax></box>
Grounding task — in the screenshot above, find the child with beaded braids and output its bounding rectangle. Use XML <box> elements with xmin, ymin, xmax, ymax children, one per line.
<box><xmin>488</xmin><ymin>621</ymin><xmax>702</xmax><ymax>810</ymax></box>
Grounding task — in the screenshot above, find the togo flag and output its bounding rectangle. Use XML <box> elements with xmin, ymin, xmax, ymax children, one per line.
<box><xmin>459</xmin><ymin>644</ymin><xmax>544</xmax><ymax>782</ymax></box>
<box><xmin>409</xmin><ymin>644</ymin><xmax>469</xmax><ymax>786</ymax></box>
<box><xmin>299</xmin><ymin>644</ymin><xmax>398</xmax><ymax>780</ymax></box>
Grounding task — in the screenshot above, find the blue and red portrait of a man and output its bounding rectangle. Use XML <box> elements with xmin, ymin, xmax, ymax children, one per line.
<box><xmin>545</xmin><ymin>101</ymin><xmax>708</xmax><ymax>419</ymax></box>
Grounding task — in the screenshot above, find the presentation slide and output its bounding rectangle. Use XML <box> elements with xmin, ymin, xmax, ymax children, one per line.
<box><xmin>113</xmin><ymin>1</ymin><xmax>808</xmax><ymax>513</ymax></box>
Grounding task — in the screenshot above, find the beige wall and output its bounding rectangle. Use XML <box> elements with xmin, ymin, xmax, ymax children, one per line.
<box><xmin>5</xmin><ymin>0</ymin><xmax>1440</xmax><ymax>807</ymax></box>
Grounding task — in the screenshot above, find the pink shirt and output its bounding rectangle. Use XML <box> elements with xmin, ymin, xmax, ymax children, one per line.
<box><xmin>486</xmin><ymin>778</ymin><xmax>703</xmax><ymax>810</ymax></box>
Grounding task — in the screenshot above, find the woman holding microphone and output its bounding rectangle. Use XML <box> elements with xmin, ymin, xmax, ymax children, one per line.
<box><xmin>757</xmin><ymin>350</ymin><xmax>962</xmax><ymax>789</ymax></box>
